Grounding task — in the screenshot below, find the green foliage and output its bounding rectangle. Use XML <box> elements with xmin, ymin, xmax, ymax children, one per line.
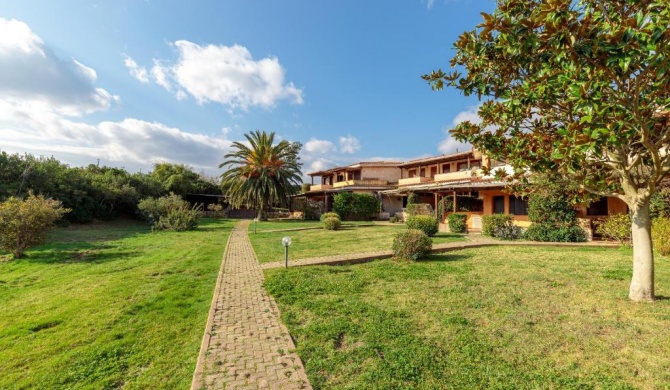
<box><xmin>527</xmin><ymin>192</ymin><xmax>576</xmax><ymax>226</ymax></box>
<box><xmin>333</xmin><ymin>192</ymin><xmax>379</xmax><ymax>220</ymax></box>
<box><xmin>652</xmin><ymin>217</ymin><xmax>670</xmax><ymax>256</ymax></box>
<box><xmin>405</xmin><ymin>215</ymin><xmax>439</xmax><ymax>237</ymax></box>
<box><xmin>405</xmin><ymin>203</ymin><xmax>432</xmax><ymax>216</ymax></box>
<box><xmin>494</xmin><ymin>224</ymin><xmax>523</xmax><ymax>240</ymax></box>
<box><xmin>482</xmin><ymin>214</ymin><xmax>513</xmax><ymax>237</ymax></box>
<box><xmin>389</xmin><ymin>215</ymin><xmax>401</xmax><ymax>223</ymax></box>
<box><xmin>447</xmin><ymin>213</ymin><xmax>467</xmax><ymax>233</ymax></box>
<box><xmin>137</xmin><ymin>194</ymin><xmax>201</xmax><ymax>231</ymax></box>
<box><xmin>219</xmin><ymin>131</ymin><xmax>302</xmax><ymax>220</ymax></box>
<box><xmin>206</xmin><ymin>203</ymin><xmax>225</xmax><ymax>218</ymax></box>
<box><xmin>650</xmin><ymin>188</ymin><xmax>670</xmax><ymax>219</ymax></box>
<box><xmin>323</xmin><ymin>216</ymin><xmax>342</xmax><ymax>231</ymax></box>
<box><xmin>0</xmin><ymin>193</ymin><xmax>69</xmax><ymax>258</ymax></box>
<box><xmin>151</xmin><ymin>162</ymin><xmax>219</xmax><ymax>195</ymax></box>
<box><xmin>524</xmin><ymin>225</ymin><xmax>586</xmax><ymax>243</ymax></box>
<box><xmin>596</xmin><ymin>214</ymin><xmax>632</xmax><ymax>246</ymax></box>
<box><xmin>392</xmin><ymin>229</ymin><xmax>432</xmax><ymax>260</ymax></box>
<box><xmin>406</xmin><ymin>192</ymin><xmax>419</xmax><ymax>205</ymax></box>
<box><xmin>320</xmin><ymin>212</ymin><xmax>341</xmax><ymax>222</ymax></box>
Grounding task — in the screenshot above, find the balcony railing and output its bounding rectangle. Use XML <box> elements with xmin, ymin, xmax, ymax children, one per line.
<box><xmin>434</xmin><ymin>168</ymin><xmax>483</xmax><ymax>182</ymax></box>
<box><xmin>309</xmin><ymin>184</ymin><xmax>332</xmax><ymax>191</ymax></box>
<box><xmin>332</xmin><ymin>179</ymin><xmax>389</xmax><ymax>188</ymax></box>
<box><xmin>398</xmin><ymin>176</ymin><xmax>433</xmax><ymax>186</ymax></box>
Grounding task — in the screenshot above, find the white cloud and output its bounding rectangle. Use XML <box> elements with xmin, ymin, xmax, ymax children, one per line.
<box><xmin>437</xmin><ymin>105</ymin><xmax>485</xmax><ymax>154</ymax></box>
<box><xmin>0</xmin><ymin>17</ymin><xmax>117</xmax><ymax>116</ymax></box>
<box><xmin>124</xmin><ymin>56</ymin><xmax>149</xmax><ymax>83</ymax></box>
<box><xmin>129</xmin><ymin>41</ymin><xmax>303</xmax><ymax>111</ymax></box>
<box><xmin>338</xmin><ymin>135</ymin><xmax>361</xmax><ymax>154</ymax></box>
<box><xmin>426</xmin><ymin>0</ymin><xmax>436</xmax><ymax>9</ymax></box>
<box><xmin>305</xmin><ymin>138</ymin><xmax>336</xmax><ymax>154</ymax></box>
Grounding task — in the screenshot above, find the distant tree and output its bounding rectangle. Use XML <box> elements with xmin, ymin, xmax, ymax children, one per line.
<box><xmin>219</xmin><ymin>130</ymin><xmax>302</xmax><ymax>220</ymax></box>
<box><xmin>424</xmin><ymin>0</ymin><xmax>670</xmax><ymax>301</ymax></box>
<box><xmin>0</xmin><ymin>193</ymin><xmax>69</xmax><ymax>258</ymax></box>
<box><xmin>151</xmin><ymin>162</ymin><xmax>220</xmax><ymax>195</ymax></box>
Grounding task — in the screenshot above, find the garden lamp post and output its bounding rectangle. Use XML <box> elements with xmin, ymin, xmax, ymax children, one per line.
<box><xmin>282</xmin><ymin>236</ymin><xmax>292</xmax><ymax>269</ymax></box>
<box><xmin>253</xmin><ymin>217</ymin><xmax>258</xmax><ymax>234</ymax></box>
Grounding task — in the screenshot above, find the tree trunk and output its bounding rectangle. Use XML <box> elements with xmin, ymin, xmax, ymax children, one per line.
<box><xmin>629</xmin><ymin>197</ymin><xmax>655</xmax><ymax>302</ymax></box>
<box><xmin>257</xmin><ymin>206</ymin><xmax>267</xmax><ymax>221</ymax></box>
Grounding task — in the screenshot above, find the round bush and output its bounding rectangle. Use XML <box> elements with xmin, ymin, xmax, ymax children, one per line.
<box><xmin>392</xmin><ymin>229</ymin><xmax>432</xmax><ymax>261</ymax></box>
<box><xmin>405</xmin><ymin>215</ymin><xmax>439</xmax><ymax>237</ymax></box>
<box><xmin>320</xmin><ymin>212</ymin><xmax>341</xmax><ymax>222</ymax></box>
<box><xmin>447</xmin><ymin>213</ymin><xmax>467</xmax><ymax>233</ymax></box>
<box><xmin>323</xmin><ymin>216</ymin><xmax>341</xmax><ymax>230</ymax></box>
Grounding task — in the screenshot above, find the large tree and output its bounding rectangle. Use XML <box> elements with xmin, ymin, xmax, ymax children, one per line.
<box><xmin>219</xmin><ymin>130</ymin><xmax>302</xmax><ymax>220</ymax></box>
<box><xmin>424</xmin><ymin>0</ymin><xmax>670</xmax><ymax>301</ymax></box>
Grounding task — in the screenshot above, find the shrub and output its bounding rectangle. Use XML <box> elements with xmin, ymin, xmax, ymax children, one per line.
<box><xmin>524</xmin><ymin>224</ymin><xmax>586</xmax><ymax>242</ymax></box>
<box><xmin>323</xmin><ymin>216</ymin><xmax>341</xmax><ymax>230</ymax></box>
<box><xmin>389</xmin><ymin>215</ymin><xmax>401</xmax><ymax>223</ymax></box>
<box><xmin>447</xmin><ymin>213</ymin><xmax>467</xmax><ymax>233</ymax></box>
<box><xmin>494</xmin><ymin>224</ymin><xmax>523</xmax><ymax>240</ymax></box>
<box><xmin>482</xmin><ymin>214</ymin><xmax>512</xmax><ymax>237</ymax></box>
<box><xmin>405</xmin><ymin>215</ymin><xmax>439</xmax><ymax>237</ymax></box>
<box><xmin>652</xmin><ymin>217</ymin><xmax>670</xmax><ymax>256</ymax></box>
<box><xmin>406</xmin><ymin>192</ymin><xmax>420</xmax><ymax>205</ymax></box>
<box><xmin>392</xmin><ymin>229</ymin><xmax>432</xmax><ymax>260</ymax></box>
<box><xmin>650</xmin><ymin>188</ymin><xmax>670</xmax><ymax>219</ymax></box>
<box><xmin>333</xmin><ymin>192</ymin><xmax>379</xmax><ymax>220</ymax></box>
<box><xmin>320</xmin><ymin>212</ymin><xmax>341</xmax><ymax>222</ymax></box>
<box><xmin>0</xmin><ymin>193</ymin><xmax>69</xmax><ymax>258</ymax></box>
<box><xmin>138</xmin><ymin>194</ymin><xmax>201</xmax><ymax>231</ymax></box>
<box><xmin>595</xmin><ymin>214</ymin><xmax>631</xmax><ymax>246</ymax></box>
<box><xmin>206</xmin><ymin>203</ymin><xmax>225</xmax><ymax>218</ymax></box>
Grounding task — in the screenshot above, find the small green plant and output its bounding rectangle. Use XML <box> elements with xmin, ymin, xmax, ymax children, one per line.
<box><xmin>595</xmin><ymin>214</ymin><xmax>631</xmax><ymax>246</ymax></box>
<box><xmin>482</xmin><ymin>214</ymin><xmax>512</xmax><ymax>237</ymax></box>
<box><xmin>320</xmin><ymin>212</ymin><xmax>341</xmax><ymax>222</ymax></box>
<box><xmin>323</xmin><ymin>216</ymin><xmax>342</xmax><ymax>230</ymax></box>
<box><xmin>138</xmin><ymin>194</ymin><xmax>201</xmax><ymax>231</ymax></box>
<box><xmin>494</xmin><ymin>224</ymin><xmax>523</xmax><ymax>240</ymax></box>
<box><xmin>405</xmin><ymin>215</ymin><xmax>439</xmax><ymax>237</ymax></box>
<box><xmin>389</xmin><ymin>215</ymin><xmax>401</xmax><ymax>223</ymax></box>
<box><xmin>0</xmin><ymin>193</ymin><xmax>70</xmax><ymax>258</ymax></box>
<box><xmin>392</xmin><ymin>229</ymin><xmax>432</xmax><ymax>260</ymax></box>
<box><xmin>447</xmin><ymin>213</ymin><xmax>467</xmax><ymax>233</ymax></box>
<box><xmin>652</xmin><ymin>217</ymin><xmax>670</xmax><ymax>256</ymax></box>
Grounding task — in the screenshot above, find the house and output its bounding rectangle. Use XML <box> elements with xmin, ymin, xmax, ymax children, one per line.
<box><xmin>298</xmin><ymin>161</ymin><xmax>403</xmax><ymax>215</ymax></box>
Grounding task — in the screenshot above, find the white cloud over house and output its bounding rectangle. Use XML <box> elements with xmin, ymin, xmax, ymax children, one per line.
<box><xmin>125</xmin><ymin>41</ymin><xmax>303</xmax><ymax>111</ymax></box>
<box><xmin>437</xmin><ymin>105</ymin><xmax>483</xmax><ymax>154</ymax></box>
<box><xmin>338</xmin><ymin>135</ymin><xmax>361</xmax><ymax>154</ymax></box>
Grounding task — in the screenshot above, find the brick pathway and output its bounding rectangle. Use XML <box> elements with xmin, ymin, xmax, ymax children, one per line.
<box><xmin>191</xmin><ymin>220</ymin><xmax>311</xmax><ymax>390</ymax></box>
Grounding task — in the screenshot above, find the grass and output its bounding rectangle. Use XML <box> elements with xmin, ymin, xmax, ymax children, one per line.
<box><xmin>249</xmin><ymin>219</ymin><xmax>373</xmax><ymax>232</ymax></box>
<box><xmin>264</xmin><ymin>246</ymin><xmax>670</xmax><ymax>389</ymax></box>
<box><xmin>249</xmin><ymin>224</ymin><xmax>465</xmax><ymax>263</ymax></box>
<box><xmin>0</xmin><ymin>218</ymin><xmax>234</xmax><ymax>389</ymax></box>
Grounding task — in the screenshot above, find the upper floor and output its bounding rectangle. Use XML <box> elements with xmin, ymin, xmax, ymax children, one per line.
<box><xmin>397</xmin><ymin>149</ymin><xmax>508</xmax><ymax>186</ymax></box>
<box><xmin>306</xmin><ymin>161</ymin><xmax>401</xmax><ymax>192</ymax></box>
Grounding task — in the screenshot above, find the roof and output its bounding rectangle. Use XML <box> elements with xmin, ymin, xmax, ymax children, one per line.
<box><xmin>308</xmin><ymin>161</ymin><xmax>401</xmax><ymax>176</ymax></box>
<box><xmin>379</xmin><ymin>178</ymin><xmax>506</xmax><ymax>194</ymax></box>
<box><xmin>398</xmin><ymin>150</ymin><xmax>476</xmax><ymax>168</ymax></box>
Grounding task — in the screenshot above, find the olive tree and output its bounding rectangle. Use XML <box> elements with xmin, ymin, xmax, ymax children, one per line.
<box><xmin>424</xmin><ymin>0</ymin><xmax>670</xmax><ymax>301</ymax></box>
<box><xmin>0</xmin><ymin>193</ymin><xmax>69</xmax><ymax>258</ymax></box>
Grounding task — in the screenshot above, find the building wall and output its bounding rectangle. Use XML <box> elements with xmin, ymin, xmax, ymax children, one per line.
<box><xmin>361</xmin><ymin>166</ymin><xmax>401</xmax><ymax>183</ymax></box>
<box><xmin>382</xmin><ymin>195</ymin><xmax>404</xmax><ymax>215</ymax></box>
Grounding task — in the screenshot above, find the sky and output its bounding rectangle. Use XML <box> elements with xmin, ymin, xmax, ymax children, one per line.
<box><xmin>0</xmin><ymin>0</ymin><xmax>495</xmax><ymax>179</ymax></box>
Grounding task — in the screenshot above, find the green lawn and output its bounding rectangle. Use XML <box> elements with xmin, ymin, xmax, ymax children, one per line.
<box><xmin>249</xmin><ymin>219</ymin><xmax>373</xmax><ymax>232</ymax></box>
<box><xmin>0</xmin><ymin>218</ymin><xmax>233</xmax><ymax>389</ymax></box>
<box><xmin>249</xmin><ymin>224</ymin><xmax>465</xmax><ymax>263</ymax></box>
<box><xmin>265</xmin><ymin>246</ymin><xmax>670</xmax><ymax>389</ymax></box>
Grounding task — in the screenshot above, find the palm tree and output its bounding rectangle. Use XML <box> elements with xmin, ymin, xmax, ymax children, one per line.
<box><xmin>219</xmin><ymin>130</ymin><xmax>302</xmax><ymax>220</ymax></box>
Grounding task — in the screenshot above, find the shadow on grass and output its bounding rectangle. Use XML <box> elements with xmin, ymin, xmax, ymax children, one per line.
<box><xmin>655</xmin><ymin>295</ymin><xmax>670</xmax><ymax>301</ymax></box>
<box><xmin>19</xmin><ymin>243</ymin><xmax>141</xmax><ymax>265</ymax></box>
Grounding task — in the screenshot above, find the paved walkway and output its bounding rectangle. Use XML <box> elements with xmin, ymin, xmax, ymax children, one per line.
<box><xmin>191</xmin><ymin>220</ymin><xmax>311</xmax><ymax>390</ymax></box>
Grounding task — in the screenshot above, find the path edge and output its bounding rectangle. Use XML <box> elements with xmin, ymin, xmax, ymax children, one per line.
<box><xmin>190</xmin><ymin>224</ymin><xmax>236</xmax><ymax>390</ymax></box>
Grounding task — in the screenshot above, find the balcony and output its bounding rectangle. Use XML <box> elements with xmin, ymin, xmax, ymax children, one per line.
<box><xmin>398</xmin><ymin>176</ymin><xmax>433</xmax><ymax>186</ymax></box>
<box><xmin>332</xmin><ymin>179</ymin><xmax>389</xmax><ymax>188</ymax></box>
<box><xmin>309</xmin><ymin>184</ymin><xmax>332</xmax><ymax>191</ymax></box>
<box><xmin>434</xmin><ymin>168</ymin><xmax>483</xmax><ymax>182</ymax></box>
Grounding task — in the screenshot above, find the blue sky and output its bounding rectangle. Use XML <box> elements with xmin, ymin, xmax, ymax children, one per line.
<box><xmin>0</xmin><ymin>0</ymin><xmax>495</xmax><ymax>178</ymax></box>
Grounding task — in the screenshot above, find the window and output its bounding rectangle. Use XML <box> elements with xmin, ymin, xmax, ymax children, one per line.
<box><xmin>493</xmin><ymin>196</ymin><xmax>505</xmax><ymax>214</ymax></box>
<box><xmin>458</xmin><ymin>162</ymin><xmax>469</xmax><ymax>171</ymax></box>
<box><xmin>442</xmin><ymin>164</ymin><xmax>451</xmax><ymax>173</ymax></box>
<box><xmin>509</xmin><ymin>196</ymin><xmax>528</xmax><ymax>215</ymax></box>
<box><xmin>470</xmin><ymin>161</ymin><xmax>481</xmax><ymax>168</ymax></box>
<box><xmin>420</xmin><ymin>168</ymin><xmax>426</xmax><ymax>177</ymax></box>
<box><xmin>408</xmin><ymin>169</ymin><xmax>416</xmax><ymax>178</ymax></box>
<box><xmin>587</xmin><ymin>197</ymin><xmax>608</xmax><ymax>216</ymax></box>
<box><xmin>430</xmin><ymin>166</ymin><xmax>437</xmax><ymax>178</ymax></box>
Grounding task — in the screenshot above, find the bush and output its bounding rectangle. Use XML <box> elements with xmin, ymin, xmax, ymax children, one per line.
<box><xmin>524</xmin><ymin>224</ymin><xmax>586</xmax><ymax>242</ymax></box>
<box><xmin>447</xmin><ymin>213</ymin><xmax>467</xmax><ymax>233</ymax></box>
<box><xmin>0</xmin><ymin>193</ymin><xmax>69</xmax><ymax>258</ymax></box>
<box><xmin>320</xmin><ymin>212</ymin><xmax>341</xmax><ymax>222</ymax></box>
<box><xmin>405</xmin><ymin>215</ymin><xmax>439</xmax><ymax>237</ymax></box>
<box><xmin>482</xmin><ymin>214</ymin><xmax>512</xmax><ymax>237</ymax></box>
<box><xmin>333</xmin><ymin>192</ymin><xmax>379</xmax><ymax>220</ymax></box>
<box><xmin>389</xmin><ymin>215</ymin><xmax>401</xmax><ymax>223</ymax></box>
<box><xmin>650</xmin><ymin>188</ymin><xmax>670</xmax><ymax>219</ymax></box>
<box><xmin>323</xmin><ymin>216</ymin><xmax>341</xmax><ymax>230</ymax></box>
<box><xmin>406</xmin><ymin>203</ymin><xmax>433</xmax><ymax>217</ymax></box>
<box><xmin>652</xmin><ymin>217</ymin><xmax>670</xmax><ymax>256</ymax></box>
<box><xmin>494</xmin><ymin>224</ymin><xmax>523</xmax><ymax>240</ymax></box>
<box><xmin>407</xmin><ymin>192</ymin><xmax>420</xmax><ymax>205</ymax></box>
<box><xmin>595</xmin><ymin>213</ymin><xmax>631</xmax><ymax>246</ymax></box>
<box><xmin>392</xmin><ymin>229</ymin><xmax>432</xmax><ymax>260</ymax></box>
<box><xmin>206</xmin><ymin>203</ymin><xmax>225</xmax><ymax>218</ymax></box>
<box><xmin>138</xmin><ymin>194</ymin><xmax>201</xmax><ymax>231</ymax></box>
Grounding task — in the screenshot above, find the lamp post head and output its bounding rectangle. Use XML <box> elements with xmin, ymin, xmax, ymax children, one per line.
<box><xmin>253</xmin><ymin>218</ymin><xmax>258</xmax><ymax>222</ymax></box>
<box><xmin>282</xmin><ymin>236</ymin><xmax>292</xmax><ymax>247</ymax></box>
